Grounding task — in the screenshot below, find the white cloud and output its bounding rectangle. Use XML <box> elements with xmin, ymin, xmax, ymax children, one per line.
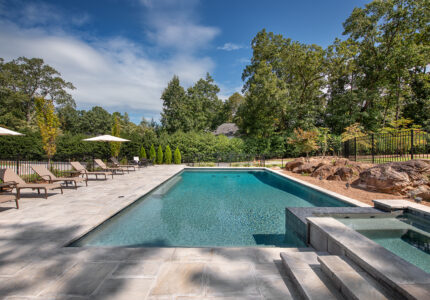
<box><xmin>0</xmin><ymin>0</ymin><xmax>218</xmax><ymax>119</ymax></box>
<box><xmin>217</xmin><ymin>43</ymin><xmax>244</xmax><ymax>51</ymax></box>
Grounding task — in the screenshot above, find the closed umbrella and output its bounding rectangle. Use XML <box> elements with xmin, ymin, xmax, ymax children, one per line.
<box><xmin>0</xmin><ymin>126</ymin><xmax>24</xmax><ymax>136</ymax></box>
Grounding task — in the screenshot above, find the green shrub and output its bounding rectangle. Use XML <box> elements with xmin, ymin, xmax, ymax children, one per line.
<box><xmin>149</xmin><ymin>144</ymin><xmax>156</xmax><ymax>162</ymax></box>
<box><xmin>139</xmin><ymin>145</ymin><xmax>147</xmax><ymax>159</ymax></box>
<box><xmin>156</xmin><ymin>145</ymin><xmax>163</xmax><ymax>164</ymax></box>
<box><xmin>164</xmin><ymin>145</ymin><xmax>172</xmax><ymax>164</ymax></box>
<box><xmin>174</xmin><ymin>147</ymin><xmax>181</xmax><ymax>164</ymax></box>
<box><xmin>120</xmin><ymin>157</ymin><xmax>128</xmax><ymax>165</ymax></box>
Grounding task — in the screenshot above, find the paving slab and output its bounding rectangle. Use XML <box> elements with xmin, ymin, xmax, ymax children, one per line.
<box><xmin>93</xmin><ymin>278</ymin><xmax>154</xmax><ymax>299</ymax></box>
<box><xmin>205</xmin><ymin>263</ymin><xmax>259</xmax><ymax>297</ymax></box>
<box><xmin>150</xmin><ymin>262</ymin><xmax>205</xmax><ymax>297</ymax></box>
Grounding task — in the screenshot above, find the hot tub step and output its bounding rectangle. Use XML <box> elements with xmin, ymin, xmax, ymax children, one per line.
<box><xmin>280</xmin><ymin>251</ymin><xmax>344</xmax><ymax>300</ymax></box>
<box><xmin>318</xmin><ymin>255</ymin><xmax>395</xmax><ymax>300</ymax></box>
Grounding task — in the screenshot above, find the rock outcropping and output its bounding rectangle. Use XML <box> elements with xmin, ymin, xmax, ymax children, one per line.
<box><xmin>285</xmin><ymin>157</ymin><xmax>371</xmax><ymax>182</ymax></box>
<box><xmin>353</xmin><ymin>160</ymin><xmax>430</xmax><ymax>195</ymax></box>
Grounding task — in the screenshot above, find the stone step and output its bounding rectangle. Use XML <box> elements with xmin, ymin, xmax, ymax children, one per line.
<box><xmin>318</xmin><ymin>255</ymin><xmax>397</xmax><ymax>300</ymax></box>
<box><xmin>280</xmin><ymin>251</ymin><xmax>344</xmax><ymax>300</ymax></box>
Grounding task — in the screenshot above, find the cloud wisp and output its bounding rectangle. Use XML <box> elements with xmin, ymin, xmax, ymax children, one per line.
<box><xmin>217</xmin><ymin>42</ymin><xmax>245</xmax><ymax>51</ymax></box>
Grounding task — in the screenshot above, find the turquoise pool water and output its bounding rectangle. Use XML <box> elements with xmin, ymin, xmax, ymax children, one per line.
<box><xmin>339</xmin><ymin>213</ymin><xmax>430</xmax><ymax>274</ymax></box>
<box><xmin>71</xmin><ymin>169</ymin><xmax>352</xmax><ymax>247</ymax></box>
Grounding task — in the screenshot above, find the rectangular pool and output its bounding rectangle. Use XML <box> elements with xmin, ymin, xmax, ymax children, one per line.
<box><xmin>70</xmin><ymin>169</ymin><xmax>353</xmax><ymax>248</ymax></box>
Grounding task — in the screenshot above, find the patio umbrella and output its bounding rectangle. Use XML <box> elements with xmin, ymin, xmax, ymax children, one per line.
<box><xmin>0</xmin><ymin>126</ymin><xmax>24</xmax><ymax>136</ymax></box>
<box><xmin>82</xmin><ymin>135</ymin><xmax>130</xmax><ymax>142</ymax></box>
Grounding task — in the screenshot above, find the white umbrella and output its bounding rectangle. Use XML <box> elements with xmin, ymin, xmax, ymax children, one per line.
<box><xmin>0</xmin><ymin>126</ymin><xmax>24</xmax><ymax>136</ymax></box>
<box><xmin>83</xmin><ymin>135</ymin><xmax>130</xmax><ymax>142</ymax></box>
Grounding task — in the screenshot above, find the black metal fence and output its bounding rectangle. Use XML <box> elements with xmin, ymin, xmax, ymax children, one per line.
<box><xmin>343</xmin><ymin>129</ymin><xmax>430</xmax><ymax>164</ymax></box>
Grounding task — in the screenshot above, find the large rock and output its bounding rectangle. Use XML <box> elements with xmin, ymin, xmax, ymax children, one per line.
<box><xmin>332</xmin><ymin>167</ymin><xmax>355</xmax><ymax>181</ymax></box>
<box><xmin>311</xmin><ymin>164</ymin><xmax>337</xmax><ymax>179</ymax></box>
<box><xmin>408</xmin><ymin>185</ymin><xmax>430</xmax><ymax>201</ymax></box>
<box><xmin>354</xmin><ymin>159</ymin><xmax>430</xmax><ymax>194</ymax></box>
<box><xmin>285</xmin><ymin>157</ymin><xmax>306</xmax><ymax>171</ymax></box>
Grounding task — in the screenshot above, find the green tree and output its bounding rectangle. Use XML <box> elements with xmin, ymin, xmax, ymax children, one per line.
<box><xmin>139</xmin><ymin>145</ymin><xmax>147</xmax><ymax>159</ymax></box>
<box><xmin>174</xmin><ymin>147</ymin><xmax>181</xmax><ymax>164</ymax></box>
<box><xmin>287</xmin><ymin>128</ymin><xmax>319</xmax><ymax>158</ymax></box>
<box><xmin>0</xmin><ymin>57</ymin><xmax>75</xmax><ymax>126</ymax></box>
<box><xmin>160</xmin><ymin>76</ymin><xmax>192</xmax><ymax>133</ymax></box>
<box><xmin>187</xmin><ymin>73</ymin><xmax>223</xmax><ymax>131</ymax></box>
<box><xmin>110</xmin><ymin>115</ymin><xmax>121</xmax><ymax>158</ymax></box>
<box><xmin>164</xmin><ymin>145</ymin><xmax>172</xmax><ymax>164</ymax></box>
<box><xmin>149</xmin><ymin>144</ymin><xmax>156</xmax><ymax>162</ymax></box>
<box><xmin>34</xmin><ymin>97</ymin><xmax>60</xmax><ymax>163</ymax></box>
<box><xmin>156</xmin><ymin>145</ymin><xmax>163</xmax><ymax>164</ymax></box>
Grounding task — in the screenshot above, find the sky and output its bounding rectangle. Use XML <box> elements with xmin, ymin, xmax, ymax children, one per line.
<box><xmin>0</xmin><ymin>0</ymin><xmax>370</xmax><ymax>124</ymax></box>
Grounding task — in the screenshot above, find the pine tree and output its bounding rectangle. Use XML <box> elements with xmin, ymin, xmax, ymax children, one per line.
<box><xmin>139</xmin><ymin>145</ymin><xmax>147</xmax><ymax>159</ymax></box>
<box><xmin>156</xmin><ymin>145</ymin><xmax>163</xmax><ymax>164</ymax></box>
<box><xmin>149</xmin><ymin>144</ymin><xmax>156</xmax><ymax>162</ymax></box>
<box><xmin>164</xmin><ymin>145</ymin><xmax>172</xmax><ymax>164</ymax></box>
<box><xmin>174</xmin><ymin>147</ymin><xmax>181</xmax><ymax>164</ymax></box>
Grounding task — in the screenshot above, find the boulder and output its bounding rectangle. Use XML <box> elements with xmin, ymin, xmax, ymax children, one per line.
<box><xmin>333</xmin><ymin>167</ymin><xmax>355</xmax><ymax>181</ymax></box>
<box><xmin>311</xmin><ymin>164</ymin><xmax>337</xmax><ymax>179</ymax></box>
<box><xmin>354</xmin><ymin>160</ymin><xmax>430</xmax><ymax>195</ymax></box>
<box><xmin>285</xmin><ymin>157</ymin><xmax>305</xmax><ymax>171</ymax></box>
<box><xmin>408</xmin><ymin>185</ymin><xmax>430</xmax><ymax>201</ymax></box>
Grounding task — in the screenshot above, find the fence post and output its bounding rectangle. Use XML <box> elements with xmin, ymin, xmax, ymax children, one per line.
<box><xmin>354</xmin><ymin>137</ymin><xmax>357</xmax><ymax>162</ymax></box>
<box><xmin>411</xmin><ymin>129</ymin><xmax>414</xmax><ymax>160</ymax></box>
<box><xmin>371</xmin><ymin>134</ymin><xmax>375</xmax><ymax>164</ymax></box>
<box><xmin>16</xmin><ymin>156</ymin><xmax>20</xmax><ymax>175</ymax></box>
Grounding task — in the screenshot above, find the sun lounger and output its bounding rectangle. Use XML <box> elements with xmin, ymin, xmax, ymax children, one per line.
<box><xmin>94</xmin><ymin>159</ymin><xmax>125</xmax><ymax>175</ymax></box>
<box><xmin>0</xmin><ymin>168</ymin><xmax>62</xmax><ymax>199</ymax></box>
<box><xmin>70</xmin><ymin>161</ymin><xmax>113</xmax><ymax>179</ymax></box>
<box><xmin>0</xmin><ymin>182</ymin><xmax>19</xmax><ymax>208</ymax></box>
<box><xmin>110</xmin><ymin>157</ymin><xmax>136</xmax><ymax>171</ymax></box>
<box><xmin>31</xmin><ymin>165</ymin><xmax>87</xmax><ymax>189</ymax></box>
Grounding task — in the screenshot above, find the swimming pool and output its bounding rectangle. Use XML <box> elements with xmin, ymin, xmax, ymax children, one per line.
<box><xmin>338</xmin><ymin>213</ymin><xmax>430</xmax><ymax>274</ymax></box>
<box><xmin>71</xmin><ymin>169</ymin><xmax>353</xmax><ymax>247</ymax></box>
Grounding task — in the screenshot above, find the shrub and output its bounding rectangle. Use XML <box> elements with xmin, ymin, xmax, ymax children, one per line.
<box><xmin>164</xmin><ymin>145</ymin><xmax>172</xmax><ymax>164</ymax></box>
<box><xmin>139</xmin><ymin>145</ymin><xmax>147</xmax><ymax>159</ymax></box>
<box><xmin>149</xmin><ymin>144</ymin><xmax>156</xmax><ymax>162</ymax></box>
<box><xmin>156</xmin><ymin>145</ymin><xmax>163</xmax><ymax>164</ymax></box>
<box><xmin>120</xmin><ymin>157</ymin><xmax>128</xmax><ymax>165</ymax></box>
<box><xmin>174</xmin><ymin>147</ymin><xmax>181</xmax><ymax>164</ymax></box>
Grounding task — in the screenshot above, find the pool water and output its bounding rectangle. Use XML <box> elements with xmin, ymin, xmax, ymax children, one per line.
<box><xmin>71</xmin><ymin>169</ymin><xmax>352</xmax><ymax>247</ymax></box>
<box><xmin>339</xmin><ymin>214</ymin><xmax>430</xmax><ymax>274</ymax></box>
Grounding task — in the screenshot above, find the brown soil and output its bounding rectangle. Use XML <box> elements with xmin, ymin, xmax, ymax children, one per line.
<box><xmin>278</xmin><ymin>169</ymin><xmax>430</xmax><ymax>207</ymax></box>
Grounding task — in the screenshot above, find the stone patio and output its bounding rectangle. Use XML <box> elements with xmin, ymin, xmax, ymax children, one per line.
<box><xmin>0</xmin><ymin>165</ymin><xmax>301</xmax><ymax>299</ymax></box>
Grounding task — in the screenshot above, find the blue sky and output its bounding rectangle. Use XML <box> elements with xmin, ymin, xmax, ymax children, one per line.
<box><xmin>0</xmin><ymin>0</ymin><xmax>369</xmax><ymax>123</ymax></box>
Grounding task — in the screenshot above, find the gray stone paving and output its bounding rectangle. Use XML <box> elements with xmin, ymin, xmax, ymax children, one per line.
<box><xmin>0</xmin><ymin>165</ymin><xmax>299</xmax><ymax>299</ymax></box>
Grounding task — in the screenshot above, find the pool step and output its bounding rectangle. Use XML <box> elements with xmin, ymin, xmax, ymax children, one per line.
<box><xmin>318</xmin><ymin>255</ymin><xmax>395</xmax><ymax>300</ymax></box>
<box><xmin>280</xmin><ymin>251</ymin><xmax>344</xmax><ymax>300</ymax></box>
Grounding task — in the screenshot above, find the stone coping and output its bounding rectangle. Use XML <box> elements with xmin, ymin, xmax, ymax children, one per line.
<box><xmin>307</xmin><ymin>216</ymin><xmax>430</xmax><ymax>299</ymax></box>
<box><xmin>373</xmin><ymin>199</ymin><xmax>430</xmax><ymax>215</ymax></box>
<box><xmin>185</xmin><ymin>167</ymin><xmax>370</xmax><ymax>208</ymax></box>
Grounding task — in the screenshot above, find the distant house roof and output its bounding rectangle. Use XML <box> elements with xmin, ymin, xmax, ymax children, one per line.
<box><xmin>213</xmin><ymin>123</ymin><xmax>239</xmax><ymax>137</ymax></box>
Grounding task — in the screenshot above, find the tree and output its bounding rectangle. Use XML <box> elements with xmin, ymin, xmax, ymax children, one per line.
<box><xmin>149</xmin><ymin>144</ymin><xmax>156</xmax><ymax>162</ymax></box>
<box><xmin>139</xmin><ymin>145</ymin><xmax>147</xmax><ymax>159</ymax></box>
<box><xmin>160</xmin><ymin>76</ymin><xmax>192</xmax><ymax>133</ymax></box>
<box><xmin>34</xmin><ymin>97</ymin><xmax>60</xmax><ymax>163</ymax></box>
<box><xmin>219</xmin><ymin>92</ymin><xmax>245</xmax><ymax>123</ymax></box>
<box><xmin>156</xmin><ymin>145</ymin><xmax>163</xmax><ymax>164</ymax></box>
<box><xmin>174</xmin><ymin>147</ymin><xmax>182</xmax><ymax>164</ymax></box>
<box><xmin>164</xmin><ymin>145</ymin><xmax>172</xmax><ymax>164</ymax></box>
<box><xmin>110</xmin><ymin>115</ymin><xmax>121</xmax><ymax>158</ymax></box>
<box><xmin>0</xmin><ymin>57</ymin><xmax>75</xmax><ymax>126</ymax></box>
<box><xmin>287</xmin><ymin>128</ymin><xmax>319</xmax><ymax>158</ymax></box>
<box><xmin>187</xmin><ymin>73</ymin><xmax>223</xmax><ymax>131</ymax></box>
